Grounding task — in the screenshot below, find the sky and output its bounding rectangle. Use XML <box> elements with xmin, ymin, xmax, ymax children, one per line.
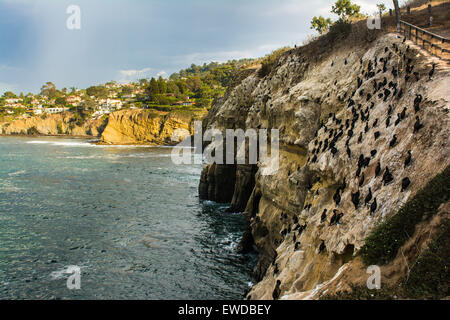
<box><xmin>0</xmin><ymin>0</ymin><xmax>393</xmax><ymax>94</ymax></box>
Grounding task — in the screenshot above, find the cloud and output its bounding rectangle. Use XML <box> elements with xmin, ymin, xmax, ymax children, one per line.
<box><xmin>117</xmin><ymin>67</ymin><xmax>152</xmax><ymax>83</ymax></box>
<box><xmin>156</xmin><ymin>70</ymin><xmax>168</xmax><ymax>78</ymax></box>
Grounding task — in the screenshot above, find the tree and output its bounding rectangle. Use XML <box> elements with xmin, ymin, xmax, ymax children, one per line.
<box><xmin>310</xmin><ymin>16</ymin><xmax>333</xmax><ymax>34</ymax></box>
<box><xmin>2</xmin><ymin>91</ymin><xmax>17</xmax><ymax>99</ymax></box>
<box><xmin>40</xmin><ymin>82</ymin><xmax>57</xmax><ymax>98</ymax></box>
<box><xmin>55</xmin><ymin>97</ymin><xmax>66</xmax><ymax>106</ymax></box>
<box><xmin>157</xmin><ymin>76</ymin><xmax>167</xmax><ymax>94</ymax></box>
<box><xmin>146</xmin><ymin>77</ymin><xmax>160</xmax><ymax>96</ymax></box>
<box><xmin>331</xmin><ymin>0</ymin><xmax>361</xmax><ymax>21</ymax></box>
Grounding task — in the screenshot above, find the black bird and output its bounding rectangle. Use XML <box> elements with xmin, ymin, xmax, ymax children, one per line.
<box><xmin>371</xmin><ymin>149</ymin><xmax>377</xmax><ymax>158</ymax></box>
<box><xmin>387</xmin><ymin>105</ymin><xmax>393</xmax><ymax>116</ymax></box>
<box><xmin>345</xmin><ymin>58</ymin><xmax>348</xmax><ymax>65</ymax></box>
<box><xmin>429</xmin><ymin>63</ymin><xmax>436</xmax><ymax>80</ymax></box>
<box><xmin>272</xmin><ymin>280</ymin><xmax>281</xmax><ymax>300</ymax></box>
<box><xmin>373</xmin><ymin>118</ymin><xmax>378</xmax><ymax>128</ymax></box>
<box><xmin>395</xmin><ymin>114</ymin><xmax>402</xmax><ymax>126</ymax></box>
<box><xmin>318</xmin><ymin>241</ymin><xmax>326</xmax><ymax>253</ymax></box>
<box><xmin>333</xmin><ymin>190</ymin><xmax>341</xmax><ymax>206</ymax></box>
<box><xmin>389</xmin><ymin>135</ymin><xmax>398</xmax><ymax>148</ymax></box>
<box><xmin>365</xmin><ymin>188</ymin><xmax>373</xmax><ymax>205</ymax></box>
<box><xmin>414</xmin><ymin>94</ymin><xmax>422</xmax><ymax>113</ymax></box>
<box><xmin>351</xmin><ymin>190</ymin><xmax>360</xmax><ymax>209</ymax></box>
<box><xmin>295</xmin><ymin>242</ymin><xmax>301</xmax><ymax>250</ymax></box>
<box><xmin>400</xmin><ymin>107</ymin><xmax>407</xmax><ymax>120</ymax></box>
<box><xmin>365</xmin><ymin>122</ymin><xmax>369</xmax><ymax>133</ymax></box>
<box><xmin>375</xmin><ymin>161</ymin><xmax>381</xmax><ymax>177</ymax></box>
<box><xmin>331</xmin><ymin>146</ymin><xmax>338</xmax><ymax>156</ymax></box>
<box><xmin>401</xmin><ymin>177</ymin><xmax>411</xmax><ymax>192</ymax></box>
<box><xmin>383</xmin><ymin>167</ymin><xmax>394</xmax><ymax>185</ymax></box>
<box><xmin>404</xmin><ymin>150</ymin><xmax>412</xmax><ymax>168</ymax></box>
<box><xmin>370</xmin><ymin>198</ymin><xmax>378</xmax><ymax>215</ymax></box>
<box><xmin>374</xmin><ymin>131</ymin><xmax>381</xmax><ymax>140</ymax></box>
<box><xmin>358</xmin><ymin>132</ymin><xmax>363</xmax><ymax>144</ymax></box>
<box><xmin>414</xmin><ymin>116</ymin><xmax>424</xmax><ymax>133</ymax></box>
<box><xmin>359</xmin><ymin>173</ymin><xmax>365</xmax><ymax>187</ymax></box>
<box><xmin>321</xmin><ymin>209</ymin><xmax>327</xmax><ymax>222</ymax></box>
<box><xmin>346</xmin><ymin>146</ymin><xmax>351</xmax><ymax>158</ymax></box>
<box><xmin>397</xmin><ymin>89</ymin><xmax>404</xmax><ymax>99</ymax></box>
<box><xmin>386</xmin><ymin>115</ymin><xmax>391</xmax><ymax>127</ymax></box>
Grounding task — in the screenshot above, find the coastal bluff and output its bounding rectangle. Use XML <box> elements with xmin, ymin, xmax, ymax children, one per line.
<box><xmin>0</xmin><ymin>108</ymin><xmax>206</xmax><ymax>145</ymax></box>
<box><xmin>198</xmin><ymin>30</ymin><xmax>450</xmax><ymax>300</ymax></box>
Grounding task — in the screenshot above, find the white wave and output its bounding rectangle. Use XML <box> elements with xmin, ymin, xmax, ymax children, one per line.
<box><xmin>8</xmin><ymin>170</ymin><xmax>26</xmax><ymax>177</ymax></box>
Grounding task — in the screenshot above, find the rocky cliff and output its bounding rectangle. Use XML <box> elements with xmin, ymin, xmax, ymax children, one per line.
<box><xmin>0</xmin><ymin>112</ymin><xmax>106</xmax><ymax>137</ymax></box>
<box><xmin>199</xmin><ymin>31</ymin><xmax>450</xmax><ymax>299</ymax></box>
<box><xmin>99</xmin><ymin>108</ymin><xmax>206</xmax><ymax>145</ymax></box>
<box><xmin>0</xmin><ymin>108</ymin><xmax>206</xmax><ymax>145</ymax></box>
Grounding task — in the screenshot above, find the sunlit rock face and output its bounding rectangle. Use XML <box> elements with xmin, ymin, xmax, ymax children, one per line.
<box><xmin>100</xmin><ymin>109</ymin><xmax>206</xmax><ymax>145</ymax></box>
<box><xmin>199</xmin><ymin>33</ymin><xmax>450</xmax><ymax>299</ymax></box>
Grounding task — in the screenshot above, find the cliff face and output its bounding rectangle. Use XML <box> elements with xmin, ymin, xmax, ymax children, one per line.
<box><xmin>99</xmin><ymin>108</ymin><xmax>206</xmax><ymax>145</ymax></box>
<box><xmin>0</xmin><ymin>113</ymin><xmax>106</xmax><ymax>137</ymax></box>
<box><xmin>199</xmin><ymin>33</ymin><xmax>450</xmax><ymax>299</ymax></box>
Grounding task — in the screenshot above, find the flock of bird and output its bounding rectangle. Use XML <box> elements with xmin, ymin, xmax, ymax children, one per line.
<box><xmin>271</xmin><ymin>37</ymin><xmax>437</xmax><ymax>300</ymax></box>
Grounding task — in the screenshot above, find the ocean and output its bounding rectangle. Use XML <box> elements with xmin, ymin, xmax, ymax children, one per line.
<box><xmin>0</xmin><ymin>136</ymin><xmax>256</xmax><ymax>299</ymax></box>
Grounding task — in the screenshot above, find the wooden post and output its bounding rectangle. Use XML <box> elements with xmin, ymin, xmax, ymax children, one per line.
<box><xmin>392</xmin><ymin>0</ymin><xmax>401</xmax><ymax>31</ymax></box>
<box><xmin>407</xmin><ymin>6</ymin><xmax>410</xmax><ymax>15</ymax></box>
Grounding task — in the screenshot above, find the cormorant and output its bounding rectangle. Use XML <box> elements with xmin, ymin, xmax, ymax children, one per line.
<box><xmin>359</xmin><ymin>174</ymin><xmax>365</xmax><ymax>187</ymax></box>
<box><xmin>370</xmin><ymin>198</ymin><xmax>378</xmax><ymax>214</ymax></box>
<box><xmin>351</xmin><ymin>191</ymin><xmax>360</xmax><ymax>209</ymax></box>
<box><xmin>413</xmin><ymin>116</ymin><xmax>424</xmax><ymax>133</ymax></box>
<box><xmin>429</xmin><ymin>63</ymin><xmax>436</xmax><ymax>80</ymax></box>
<box><xmin>374</xmin><ymin>131</ymin><xmax>381</xmax><ymax>140</ymax></box>
<box><xmin>375</xmin><ymin>161</ymin><xmax>381</xmax><ymax>177</ymax></box>
<box><xmin>318</xmin><ymin>241</ymin><xmax>326</xmax><ymax>253</ymax></box>
<box><xmin>404</xmin><ymin>150</ymin><xmax>412</xmax><ymax>168</ymax></box>
<box><xmin>321</xmin><ymin>209</ymin><xmax>327</xmax><ymax>222</ymax></box>
<box><xmin>365</xmin><ymin>188</ymin><xmax>373</xmax><ymax>205</ymax></box>
<box><xmin>414</xmin><ymin>94</ymin><xmax>422</xmax><ymax>113</ymax></box>
<box><xmin>401</xmin><ymin>177</ymin><xmax>411</xmax><ymax>192</ymax></box>
<box><xmin>383</xmin><ymin>167</ymin><xmax>394</xmax><ymax>185</ymax></box>
<box><xmin>389</xmin><ymin>135</ymin><xmax>398</xmax><ymax>148</ymax></box>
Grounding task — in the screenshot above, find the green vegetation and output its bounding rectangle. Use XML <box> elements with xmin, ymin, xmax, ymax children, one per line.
<box><xmin>258</xmin><ymin>47</ymin><xmax>291</xmax><ymax>78</ymax></box>
<box><xmin>321</xmin><ymin>219</ymin><xmax>450</xmax><ymax>300</ymax></box>
<box><xmin>310</xmin><ymin>16</ymin><xmax>333</xmax><ymax>34</ymax></box>
<box><xmin>361</xmin><ymin>165</ymin><xmax>450</xmax><ymax>266</ymax></box>
<box><xmin>310</xmin><ymin>0</ymin><xmax>362</xmax><ymax>37</ymax></box>
<box><xmin>403</xmin><ymin>219</ymin><xmax>450</xmax><ymax>299</ymax></box>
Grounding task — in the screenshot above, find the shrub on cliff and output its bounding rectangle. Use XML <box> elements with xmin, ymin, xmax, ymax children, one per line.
<box><xmin>361</xmin><ymin>165</ymin><xmax>450</xmax><ymax>266</ymax></box>
<box><xmin>258</xmin><ymin>47</ymin><xmax>290</xmax><ymax>78</ymax></box>
<box><xmin>27</xmin><ymin>126</ymin><xmax>40</xmax><ymax>136</ymax></box>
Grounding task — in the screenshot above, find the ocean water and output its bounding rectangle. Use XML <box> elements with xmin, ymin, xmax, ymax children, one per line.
<box><xmin>0</xmin><ymin>136</ymin><xmax>256</xmax><ymax>299</ymax></box>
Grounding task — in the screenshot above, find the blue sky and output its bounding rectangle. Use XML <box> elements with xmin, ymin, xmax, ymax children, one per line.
<box><xmin>0</xmin><ymin>0</ymin><xmax>391</xmax><ymax>94</ymax></box>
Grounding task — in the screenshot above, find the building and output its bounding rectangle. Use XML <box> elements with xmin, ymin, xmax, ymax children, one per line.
<box><xmin>43</xmin><ymin>107</ymin><xmax>68</xmax><ymax>114</ymax></box>
<box><xmin>66</xmin><ymin>95</ymin><xmax>82</xmax><ymax>106</ymax></box>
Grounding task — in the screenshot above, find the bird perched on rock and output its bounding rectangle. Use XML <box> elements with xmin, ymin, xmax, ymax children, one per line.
<box><xmin>389</xmin><ymin>135</ymin><xmax>398</xmax><ymax>148</ymax></box>
<box><xmin>383</xmin><ymin>167</ymin><xmax>394</xmax><ymax>185</ymax></box>
<box><xmin>351</xmin><ymin>190</ymin><xmax>360</xmax><ymax>209</ymax></box>
<box><xmin>414</xmin><ymin>116</ymin><xmax>424</xmax><ymax>133</ymax></box>
<box><xmin>429</xmin><ymin>63</ymin><xmax>436</xmax><ymax>80</ymax></box>
<box><xmin>321</xmin><ymin>209</ymin><xmax>327</xmax><ymax>222</ymax></box>
<box><xmin>365</xmin><ymin>188</ymin><xmax>373</xmax><ymax>205</ymax></box>
<box><xmin>404</xmin><ymin>150</ymin><xmax>412</xmax><ymax>168</ymax></box>
<box><xmin>401</xmin><ymin>177</ymin><xmax>411</xmax><ymax>192</ymax></box>
<box><xmin>414</xmin><ymin>94</ymin><xmax>423</xmax><ymax>113</ymax></box>
<box><xmin>374</xmin><ymin>131</ymin><xmax>381</xmax><ymax>140</ymax></box>
<box><xmin>370</xmin><ymin>198</ymin><xmax>378</xmax><ymax>215</ymax></box>
<box><xmin>359</xmin><ymin>173</ymin><xmax>365</xmax><ymax>187</ymax></box>
<box><xmin>375</xmin><ymin>162</ymin><xmax>381</xmax><ymax>177</ymax></box>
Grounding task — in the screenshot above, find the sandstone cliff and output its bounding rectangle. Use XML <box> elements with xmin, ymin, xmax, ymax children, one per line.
<box><xmin>198</xmin><ymin>31</ymin><xmax>450</xmax><ymax>299</ymax></box>
<box><xmin>0</xmin><ymin>112</ymin><xmax>106</xmax><ymax>137</ymax></box>
<box><xmin>99</xmin><ymin>108</ymin><xmax>206</xmax><ymax>145</ymax></box>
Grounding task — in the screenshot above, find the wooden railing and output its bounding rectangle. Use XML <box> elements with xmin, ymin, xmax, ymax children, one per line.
<box><xmin>399</xmin><ymin>20</ymin><xmax>450</xmax><ymax>60</ymax></box>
